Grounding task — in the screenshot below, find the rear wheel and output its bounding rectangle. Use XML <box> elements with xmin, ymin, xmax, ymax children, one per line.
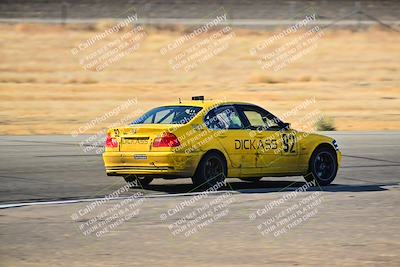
<box><xmin>192</xmin><ymin>152</ymin><xmax>227</xmax><ymax>189</ymax></box>
<box><xmin>304</xmin><ymin>147</ymin><xmax>338</xmax><ymax>186</ymax></box>
<box><xmin>123</xmin><ymin>175</ymin><xmax>153</xmax><ymax>187</ymax></box>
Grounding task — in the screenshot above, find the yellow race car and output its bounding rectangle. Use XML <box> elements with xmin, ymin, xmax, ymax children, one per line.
<box><xmin>103</xmin><ymin>97</ymin><xmax>341</xmax><ymax>187</ymax></box>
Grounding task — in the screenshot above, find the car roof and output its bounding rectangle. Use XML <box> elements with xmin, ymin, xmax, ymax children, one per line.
<box><xmin>160</xmin><ymin>100</ymin><xmax>258</xmax><ymax>109</ymax></box>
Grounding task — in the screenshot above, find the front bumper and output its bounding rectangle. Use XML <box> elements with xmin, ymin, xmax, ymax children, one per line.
<box><xmin>337</xmin><ymin>150</ymin><xmax>342</xmax><ymax>168</ymax></box>
<box><xmin>103</xmin><ymin>151</ymin><xmax>201</xmax><ymax>177</ymax></box>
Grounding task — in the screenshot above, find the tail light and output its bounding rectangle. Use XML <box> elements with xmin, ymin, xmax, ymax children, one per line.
<box><xmin>153</xmin><ymin>132</ymin><xmax>180</xmax><ymax>147</ymax></box>
<box><xmin>105</xmin><ymin>133</ymin><xmax>119</xmax><ymax>148</ymax></box>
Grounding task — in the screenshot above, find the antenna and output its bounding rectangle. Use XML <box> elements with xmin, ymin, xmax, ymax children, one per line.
<box><xmin>178</xmin><ymin>98</ymin><xmax>182</xmax><ymax>104</ymax></box>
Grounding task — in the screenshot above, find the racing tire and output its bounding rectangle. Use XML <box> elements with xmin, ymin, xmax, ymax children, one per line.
<box><xmin>123</xmin><ymin>175</ymin><xmax>153</xmax><ymax>187</ymax></box>
<box><xmin>239</xmin><ymin>178</ymin><xmax>262</xmax><ymax>182</ymax></box>
<box><xmin>192</xmin><ymin>152</ymin><xmax>227</xmax><ymax>189</ymax></box>
<box><xmin>304</xmin><ymin>147</ymin><xmax>338</xmax><ymax>186</ymax></box>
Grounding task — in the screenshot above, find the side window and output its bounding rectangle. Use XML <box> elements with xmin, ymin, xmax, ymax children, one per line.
<box><xmin>241</xmin><ymin>107</ymin><xmax>281</xmax><ymax>130</ymax></box>
<box><xmin>265</xmin><ymin>117</ymin><xmax>280</xmax><ymax>128</ymax></box>
<box><xmin>205</xmin><ymin>106</ymin><xmax>243</xmax><ymax>130</ymax></box>
<box><xmin>243</xmin><ymin>110</ymin><xmax>265</xmax><ymax>127</ymax></box>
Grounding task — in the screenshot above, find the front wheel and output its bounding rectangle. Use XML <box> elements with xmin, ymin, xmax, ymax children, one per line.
<box><xmin>304</xmin><ymin>147</ymin><xmax>338</xmax><ymax>186</ymax></box>
<box><xmin>123</xmin><ymin>175</ymin><xmax>153</xmax><ymax>187</ymax></box>
<box><xmin>192</xmin><ymin>152</ymin><xmax>227</xmax><ymax>189</ymax></box>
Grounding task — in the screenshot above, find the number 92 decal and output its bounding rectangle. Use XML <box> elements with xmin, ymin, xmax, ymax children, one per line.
<box><xmin>282</xmin><ymin>133</ymin><xmax>296</xmax><ymax>153</ymax></box>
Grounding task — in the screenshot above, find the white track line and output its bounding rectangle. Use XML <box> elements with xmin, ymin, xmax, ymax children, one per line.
<box><xmin>4</xmin><ymin>184</ymin><xmax>397</xmax><ymax>209</ymax></box>
<box><xmin>0</xmin><ymin>190</ymin><xmax>237</xmax><ymax>209</ymax></box>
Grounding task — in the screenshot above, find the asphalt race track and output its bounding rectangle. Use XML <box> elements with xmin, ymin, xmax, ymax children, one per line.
<box><xmin>0</xmin><ymin>132</ymin><xmax>399</xmax><ymax>204</ymax></box>
<box><xmin>0</xmin><ymin>132</ymin><xmax>400</xmax><ymax>266</ymax></box>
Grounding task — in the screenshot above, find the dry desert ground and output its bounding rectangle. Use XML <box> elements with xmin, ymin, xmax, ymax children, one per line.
<box><xmin>0</xmin><ymin>23</ymin><xmax>399</xmax><ymax>134</ymax></box>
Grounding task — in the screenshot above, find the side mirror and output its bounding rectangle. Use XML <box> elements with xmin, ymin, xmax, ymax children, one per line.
<box><xmin>283</xmin><ymin>122</ymin><xmax>291</xmax><ymax>129</ymax></box>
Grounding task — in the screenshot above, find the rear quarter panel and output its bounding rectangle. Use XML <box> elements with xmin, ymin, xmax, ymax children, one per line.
<box><xmin>171</xmin><ymin>115</ymin><xmax>235</xmax><ymax>176</ymax></box>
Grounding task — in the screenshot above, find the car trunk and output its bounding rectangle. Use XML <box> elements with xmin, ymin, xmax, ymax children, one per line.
<box><xmin>115</xmin><ymin>124</ymin><xmax>179</xmax><ymax>152</ymax></box>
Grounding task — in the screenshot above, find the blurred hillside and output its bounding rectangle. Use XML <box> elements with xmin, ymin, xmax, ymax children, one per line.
<box><xmin>0</xmin><ymin>0</ymin><xmax>399</xmax><ymax>23</ymax></box>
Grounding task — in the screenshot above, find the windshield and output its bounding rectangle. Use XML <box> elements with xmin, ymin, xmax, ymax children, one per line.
<box><xmin>132</xmin><ymin>106</ymin><xmax>202</xmax><ymax>125</ymax></box>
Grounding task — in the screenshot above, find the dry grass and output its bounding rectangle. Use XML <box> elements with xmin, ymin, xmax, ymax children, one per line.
<box><xmin>0</xmin><ymin>23</ymin><xmax>399</xmax><ymax>135</ymax></box>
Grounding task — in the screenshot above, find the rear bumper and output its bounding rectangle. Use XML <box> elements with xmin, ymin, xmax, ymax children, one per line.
<box><xmin>103</xmin><ymin>151</ymin><xmax>201</xmax><ymax>177</ymax></box>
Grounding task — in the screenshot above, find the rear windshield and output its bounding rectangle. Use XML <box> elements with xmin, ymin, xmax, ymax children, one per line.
<box><xmin>132</xmin><ymin>106</ymin><xmax>202</xmax><ymax>125</ymax></box>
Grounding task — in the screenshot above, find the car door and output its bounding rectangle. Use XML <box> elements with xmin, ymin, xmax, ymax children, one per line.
<box><xmin>204</xmin><ymin>105</ymin><xmax>260</xmax><ymax>176</ymax></box>
<box><xmin>236</xmin><ymin>105</ymin><xmax>299</xmax><ymax>174</ymax></box>
<box><xmin>278</xmin><ymin>128</ymin><xmax>299</xmax><ymax>173</ymax></box>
